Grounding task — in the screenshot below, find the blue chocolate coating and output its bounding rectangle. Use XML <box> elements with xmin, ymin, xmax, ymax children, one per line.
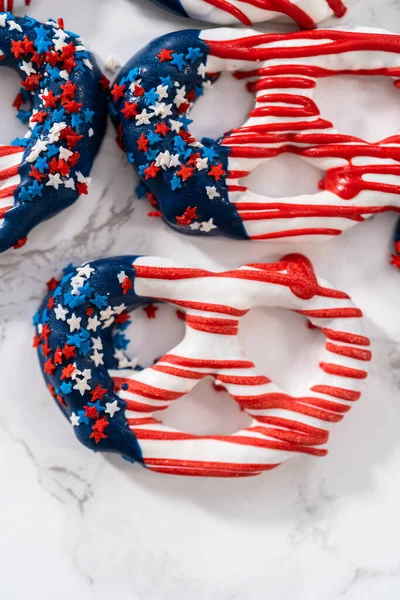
<box><xmin>0</xmin><ymin>14</ymin><xmax>108</xmax><ymax>253</ymax></box>
<box><xmin>111</xmin><ymin>29</ymin><xmax>248</xmax><ymax>240</ymax></box>
<box><xmin>34</xmin><ymin>257</ymin><xmax>160</xmax><ymax>465</ymax></box>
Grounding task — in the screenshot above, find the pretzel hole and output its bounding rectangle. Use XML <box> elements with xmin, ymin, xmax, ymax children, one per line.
<box><xmin>0</xmin><ymin>69</ymin><xmax>27</xmax><ymax>144</ymax></box>
<box><xmin>238</xmin><ymin>307</ymin><xmax>325</xmax><ymax>396</ymax></box>
<box><xmin>314</xmin><ymin>75</ymin><xmax>400</xmax><ymax>142</ymax></box>
<box><xmin>241</xmin><ymin>154</ymin><xmax>325</xmax><ymax>198</ymax></box>
<box><xmin>163</xmin><ymin>379</ymin><xmax>253</xmax><ymax>435</ymax></box>
<box><xmin>120</xmin><ymin>303</ymin><xmax>185</xmax><ymax>367</ymax></box>
<box><xmin>189</xmin><ymin>73</ymin><xmax>254</xmax><ymax>142</ymax></box>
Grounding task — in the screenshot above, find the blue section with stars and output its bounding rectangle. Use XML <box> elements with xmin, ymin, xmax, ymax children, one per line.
<box><xmin>111</xmin><ymin>29</ymin><xmax>248</xmax><ymax>239</ymax></box>
<box><xmin>0</xmin><ymin>13</ymin><xmax>108</xmax><ymax>253</ymax></box>
<box><xmin>33</xmin><ymin>257</ymin><xmax>163</xmax><ymax>464</ymax></box>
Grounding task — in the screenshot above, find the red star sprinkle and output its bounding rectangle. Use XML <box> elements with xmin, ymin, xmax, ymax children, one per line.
<box><xmin>46</xmin><ymin>278</ymin><xmax>59</xmax><ymax>291</ymax></box>
<box><xmin>155</xmin><ymin>122</ymin><xmax>170</xmax><ymax>136</ymax></box>
<box><xmin>31</xmin><ymin>110</ymin><xmax>47</xmax><ymax>124</ymax></box>
<box><xmin>42</xmin><ymin>89</ymin><xmax>60</xmax><ymax>108</ymax></box>
<box><xmin>84</xmin><ymin>405</ymin><xmax>99</xmax><ymax>420</ymax></box>
<box><xmin>60</xmin><ymin>42</ymin><xmax>76</xmax><ymax>60</ymax></box>
<box><xmin>31</xmin><ymin>53</ymin><xmax>43</xmax><ymax>68</ymax></box>
<box><xmin>58</xmin><ymin>18</ymin><xmax>65</xmax><ymax>29</ymax></box>
<box><xmin>22</xmin><ymin>36</ymin><xmax>35</xmax><ymax>55</ymax></box>
<box><xmin>54</xmin><ymin>347</ymin><xmax>64</xmax><ymax>365</ymax></box>
<box><xmin>178</xmin><ymin>102</ymin><xmax>190</xmax><ymax>115</ymax></box>
<box><xmin>60</xmin><ymin>81</ymin><xmax>77</xmax><ymax>100</ymax></box>
<box><xmin>63</xmin><ymin>100</ymin><xmax>82</xmax><ymax>114</ymax></box>
<box><xmin>32</xmin><ymin>334</ymin><xmax>40</xmax><ymax>348</ymax></box>
<box><xmin>47</xmin><ymin>384</ymin><xmax>56</xmax><ymax>398</ymax></box>
<box><xmin>47</xmin><ymin>296</ymin><xmax>55</xmax><ymax>311</ymax></box>
<box><xmin>390</xmin><ymin>254</ymin><xmax>400</xmax><ymax>269</ymax></box>
<box><xmin>30</xmin><ymin>166</ymin><xmax>47</xmax><ymax>181</ymax></box>
<box><xmin>62</xmin><ymin>344</ymin><xmax>76</xmax><ymax>359</ymax></box>
<box><xmin>176</xmin><ymin>206</ymin><xmax>198</xmax><ymax>226</ymax></box>
<box><xmin>114</xmin><ymin>312</ymin><xmax>130</xmax><ymax>325</ymax></box>
<box><xmin>122</xmin><ymin>276</ymin><xmax>133</xmax><ymax>295</ymax></box>
<box><xmin>144</xmin><ymin>304</ymin><xmax>158</xmax><ymax>319</ymax></box>
<box><xmin>90</xmin><ymin>385</ymin><xmax>108</xmax><ymax>402</ymax></box>
<box><xmin>86</xmin><ymin>306</ymin><xmax>94</xmax><ymax>317</ymax></box>
<box><xmin>208</xmin><ymin>163</ymin><xmax>226</xmax><ymax>181</ymax></box>
<box><xmin>45</xmin><ymin>51</ymin><xmax>60</xmax><ymax>67</ymax></box>
<box><xmin>177</xmin><ymin>165</ymin><xmax>194</xmax><ymax>182</ymax></box>
<box><xmin>44</xmin><ymin>359</ymin><xmax>56</xmax><ymax>375</ymax></box>
<box><xmin>41</xmin><ymin>322</ymin><xmax>52</xmax><ymax>341</ymax></box>
<box><xmin>13</xmin><ymin>237</ymin><xmax>27</xmax><ymax>249</ymax></box>
<box><xmin>92</xmin><ymin>417</ymin><xmax>109</xmax><ymax>434</ymax></box>
<box><xmin>111</xmin><ymin>83</ymin><xmax>125</xmax><ymax>101</ymax></box>
<box><xmin>11</xmin><ymin>39</ymin><xmax>25</xmax><ymax>58</ymax></box>
<box><xmin>100</xmin><ymin>75</ymin><xmax>110</xmax><ymax>91</ymax></box>
<box><xmin>90</xmin><ymin>430</ymin><xmax>108</xmax><ymax>444</ymax></box>
<box><xmin>133</xmin><ymin>85</ymin><xmax>145</xmax><ymax>97</ymax></box>
<box><xmin>121</xmin><ymin>101</ymin><xmax>138</xmax><ymax>120</ymax></box>
<box><xmin>12</xmin><ymin>93</ymin><xmax>23</xmax><ymax>109</ymax></box>
<box><xmin>148</xmin><ymin>211</ymin><xmax>161</xmax><ymax>218</ymax></box>
<box><xmin>68</xmin><ymin>152</ymin><xmax>80</xmax><ymax>168</ymax></box>
<box><xmin>187</xmin><ymin>153</ymin><xmax>201</xmax><ymax>166</ymax></box>
<box><xmin>41</xmin><ymin>343</ymin><xmax>51</xmax><ymax>358</ymax></box>
<box><xmin>62</xmin><ymin>57</ymin><xmax>76</xmax><ymax>74</ymax></box>
<box><xmin>22</xmin><ymin>74</ymin><xmax>42</xmax><ymax>91</ymax></box>
<box><xmin>137</xmin><ymin>133</ymin><xmax>149</xmax><ymax>152</ymax></box>
<box><xmin>76</xmin><ymin>182</ymin><xmax>89</xmax><ymax>196</ymax></box>
<box><xmin>61</xmin><ymin>364</ymin><xmax>76</xmax><ymax>380</ymax></box>
<box><xmin>144</xmin><ymin>162</ymin><xmax>161</xmax><ymax>180</ymax></box>
<box><xmin>157</xmin><ymin>48</ymin><xmax>174</xmax><ymax>62</ymax></box>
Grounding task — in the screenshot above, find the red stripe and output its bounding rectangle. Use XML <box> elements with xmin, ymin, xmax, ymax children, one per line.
<box><xmin>185</xmin><ymin>314</ymin><xmax>239</xmax><ymax>335</ymax></box>
<box><xmin>252</xmin><ymin>416</ymin><xmax>328</xmax><ymax>444</ymax></box>
<box><xmin>234</xmin><ymin>393</ymin><xmax>345</xmax><ymax>422</ymax></box>
<box><xmin>125</xmin><ymin>400</ymin><xmax>168</xmax><ymax>413</ymax></box>
<box><xmin>157</xmin><ymin>297</ymin><xmax>249</xmax><ymax>317</ymax></box>
<box><xmin>0</xmin><ymin>185</ymin><xmax>17</xmax><ymax>200</ymax></box>
<box><xmin>326</xmin><ymin>342</ymin><xmax>372</xmax><ymax>362</ymax></box>
<box><xmin>216</xmin><ymin>374</ymin><xmax>271</xmax><ymax>385</ymax></box>
<box><xmin>311</xmin><ymin>385</ymin><xmax>361</xmax><ymax>401</ymax></box>
<box><xmin>248</xmin><ymin>76</ymin><xmax>316</xmax><ymax>92</ymax></box>
<box><xmin>114</xmin><ymin>378</ymin><xmax>185</xmax><ymax>401</ymax></box>
<box><xmin>0</xmin><ymin>164</ymin><xmax>19</xmax><ymax>182</ymax></box>
<box><xmin>322</xmin><ymin>328</ymin><xmax>370</xmax><ymax>346</ymax></box>
<box><xmin>147</xmin><ymin>466</ymin><xmax>260</xmax><ymax>477</ymax></box>
<box><xmin>319</xmin><ymin>362</ymin><xmax>368</xmax><ymax>379</ymax></box>
<box><xmin>0</xmin><ymin>146</ymin><xmax>23</xmax><ymax>157</ymax></box>
<box><xmin>250</xmin><ymin>228</ymin><xmax>342</xmax><ymax>240</ymax></box>
<box><xmin>0</xmin><ymin>205</ymin><xmax>12</xmax><ymax>218</ymax></box>
<box><xmin>151</xmin><ymin>364</ymin><xmax>205</xmax><ymax>380</ymax></box>
<box><xmin>160</xmin><ymin>354</ymin><xmax>255</xmax><ymax>369</ymax></box>
<box><xmin>250</xmin><ymin>425</ymin><xmax>327</xmax><ymax>446</ymax></box>
<box><xmin>297</xmin><ymin>308</ymin><xmax>363</xmax><ymax>318</ymax></box>
<box><xmin>144</xmin><ymin>457</ymin><xmax>275</xmax><ymax>473</ymax></box>
<box><xmin>132</xmin><ymin>428</ymin><xmax>328</xmax><ymax>456</ymax></box>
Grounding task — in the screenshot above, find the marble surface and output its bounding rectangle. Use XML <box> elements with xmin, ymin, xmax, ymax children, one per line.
<box><xmin>1</xmin><ymin>0</ymin><xmax>400</xmax><ymax>598</ymax></box>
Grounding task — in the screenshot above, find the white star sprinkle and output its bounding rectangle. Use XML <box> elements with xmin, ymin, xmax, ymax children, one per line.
<box><xmin>59</xmin><ymin>147</ymin><xmax>73</xmax><ymax>161</ymax></box>
<box><xmin>150</xmin><ymin>102</ymin><xmax>172</xmax><ymax>119</ymax></box>
<box><xmin>64</xmin><ymin>178</ymin><xmax>76</xmax><ymax>189</ymax></box>
<box><xmin>46</xmin><ymin>173</ymin><xmax>63</xmax><ymax>190</ymax></box>
<box><xmin>117</xmin><ymin>271</ymin><xmax>126</xmax><ymax>284</ymax></box>
<box><xmin>156</xmin><ymin>84</ymin><xmax>169</xmax><ymax>101</ymax></box>
<box><xmin>73</xmin><ymin>378</ymin><xmax>91</xmax><ymax>396</ymax></box>
<box><xmin>169</xmin><ymin>119</ymin><xmax>182</xmax><ymax>133</ymax></box>
<box><xmin>200</xmin><ymin>218</ymin><xmax>217</xmax><ymax>232</ymax></box>
<box><xmin>70</xmin><ymin>412</ymin><xmax>80</xmax><ymax>427</ymax></box>
<box><xmin>155</xmin><ymin>150</ymin><xmax>171</xmax><ymax>169</ymax></box>
<box><xmin>91</xmin><ymin>350</ymin><xmax>104</xmax><ymax>367</ymax></box>
<box><xmin>197</xmin><ymin>63</ymin><xmax>207</xmax><ymax>78</ymax></box>
<box><xmin>0</xmin><ymin>14</ymin><xmax>7</xmax><ymax>28</ymax></box>
<box><xmin>87</xmin><ymin>315</ymin><xmax>101</xmax><ymax>332</ymax></box>
<box><xmin>67</xmin><ymin>313</ymin><xmax>82</xmax><ymax>332</ymax></box>
<box><xmin>196</xmin><ymin>157</ymin><xmax>208</xmax><ymax>171</ymax></box>
<box><xmin>8</xmin><ymin>20</ymin><xmax>22</xmax><ymax>32</ymax></box>
<box><xmin>77</xmin><ymin>264</ymin><xmax>95</xmax><ymax>279</ymax></box>
<box><xmin>169</xmin><ymin>154</ymin><xmax>181</xmax><ymax>168</ymax></box>
<box><xmin>100</xmin><ymin>306</ymin><xmax>114</xmax><ymax>321</ymax></box>
<box><xmin>54</xmin><ymin>304</ymin><xmax>69</xmax><ymax>321</ymax></box>
<box><xmin>20</xmin><ymin>61</ymin><xmax>36</xmax><ymax>76</ymax></box>
<box><xmin>26</xmin><ymin>139</ymin><xmax>48</xmax><ymax>163</ymax></box>
<box><xmin>189</xmin><ymin>222</ymin><xmax>201</xmax><ymax>231</ymax></box>
<box><xmin>113</xmin><ymin>303</ymin><xmax>127</xmax><ymax>314</ymax></box>
<box><xmin>105</xmin><ymin>401</ymin><xmax>121</xmax><ymax>418</ymax></box>
<box><xmin>91</xmin><ymin>337</ymin><xmax>103</xmax><ymax>351</ymax></box>
<box><xmin>135</xmin><ymin>109</ymin><xmax>154</xmax><ymax>126</ymax></box>
<box><xmin>206</xmin><ymin>186</ymin><xmax>220</xmax><ymax>200</ymax></box>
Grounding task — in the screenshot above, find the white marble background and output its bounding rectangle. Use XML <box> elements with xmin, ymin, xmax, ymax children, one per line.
<box><xmin>1</xmin><ymin>0</ymin><xmax>400</xmax><ymax>598</ymax></box>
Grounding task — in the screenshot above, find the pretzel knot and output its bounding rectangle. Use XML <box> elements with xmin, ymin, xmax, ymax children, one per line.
<box><xmin>35</xmin><ymin>254</ymin><xmax>371</xmax><ymax>478</ymax></box>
